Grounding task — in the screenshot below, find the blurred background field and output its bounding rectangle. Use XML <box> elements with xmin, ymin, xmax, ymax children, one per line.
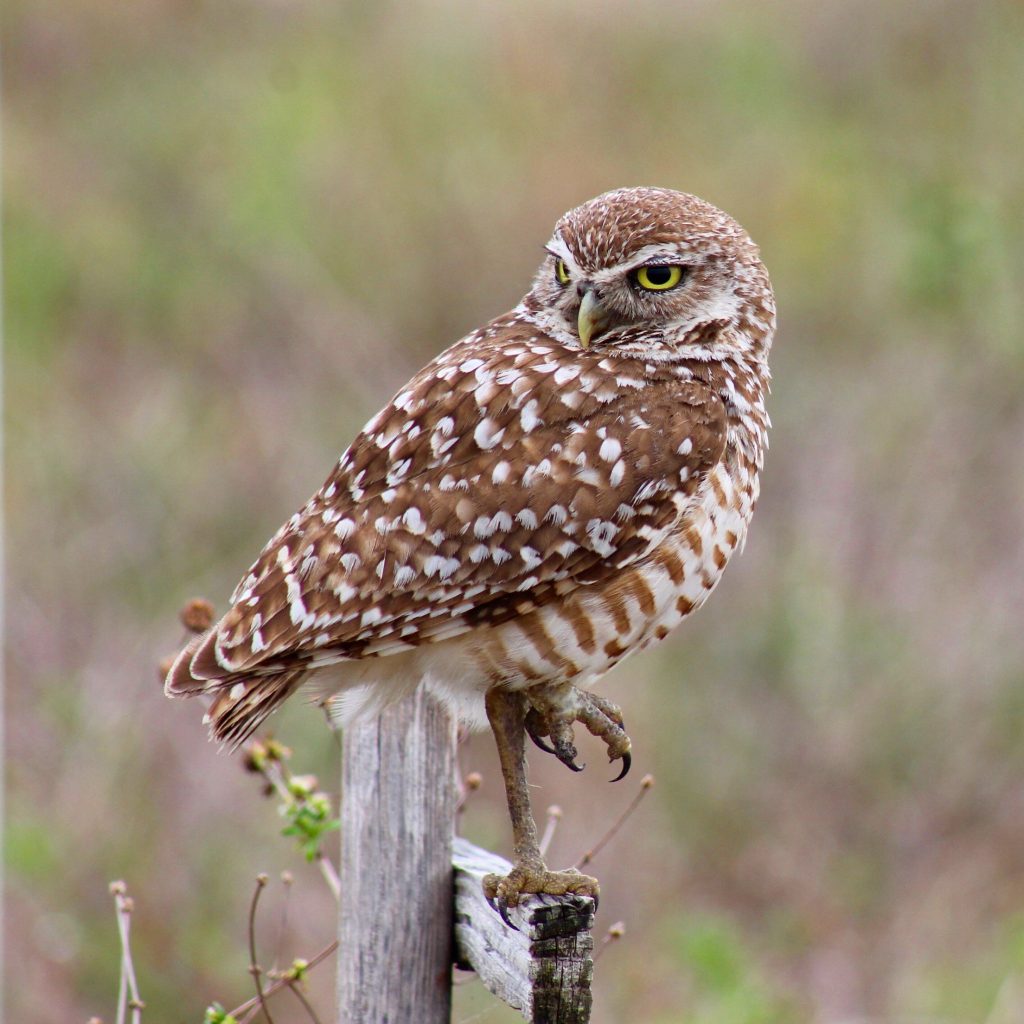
<box><xmin>5</xmin><ymin>0</ymin><xmax>1024</xmax><ymax>1021</ymax></box>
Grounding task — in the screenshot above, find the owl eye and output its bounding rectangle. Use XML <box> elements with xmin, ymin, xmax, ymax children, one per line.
<box><xmin>634</xmin><ymin>265</ymin><xmax>685</xmax><ymax>291</ymax></box>
<box><xmin>555</xmin><ymin>259</ymin><xmax>572</xmax><ymax>286</ymax></box>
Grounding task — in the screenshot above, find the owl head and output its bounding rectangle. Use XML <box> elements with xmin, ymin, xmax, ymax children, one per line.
<box><xmin>524</xmin><ymin>187</ymin><xmax>773</xmax><ymax>359</ymax></box>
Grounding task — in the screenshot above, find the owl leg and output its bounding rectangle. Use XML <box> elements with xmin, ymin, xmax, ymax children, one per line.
<box><xmin>481</xmin><ymin>686</ymin><xmax>599</xmax><ymax>925</ymax></box>
<box><xmin>525</xmin><ymin>684</ymin><xmax>632</xmax><ymax>781</ymax></box>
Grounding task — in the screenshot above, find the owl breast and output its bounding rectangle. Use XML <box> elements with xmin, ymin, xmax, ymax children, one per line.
<box><xmin>463</xmin><ymin>394</ymin><xmax>765</xmax><ymax>695</ymax></box>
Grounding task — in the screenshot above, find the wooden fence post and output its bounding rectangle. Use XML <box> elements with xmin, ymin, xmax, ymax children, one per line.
<box><xmin>337</xmin><ymin>686</ymin><xmax>596</xmax><ymax>1023</ymax></box>
<box><xmin>338</xmin><ymin>687</ymin><xmax>457</xmax><ymax>1023</ymax></box>
<box><xmin>453</xmin><ymin>839</ymin><xmax>595</xmax><ymax>1023</ymax></box>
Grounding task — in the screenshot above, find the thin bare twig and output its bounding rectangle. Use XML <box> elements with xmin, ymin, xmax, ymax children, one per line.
<box><xmin>109</xmin><ymin>881</ymin><xmax>144</xmax><ymax>1024</ymax></box>
<box><xmin>538</xmin><ymin>805</ymin><xmax>562</xmax><ymax>859</ymax></box>
<box><xmin>316</xmin><ymin>852</ymin><xmax>341</xmax><ymax>902</ymax></box>
<box><xmin>270</xmin><ymin>871</ymin><xmax>293</xmax><ymax>973</ymax></box>
<box><xmin>456</xmin><ymin>770</ymin><xmax>483</xmax><ymax>816</ymax></box>
<box><xmin>230</xmin><ymin>941</ymin><xmax>339</xmax><ymax>1022</ymax></box>
<box><xmin>573</xmin><ymin>774</ymin><xmax>655</xmax><ymax>870</ymax></box>
<box><xmin>284</xmin><ymin>979</ymin><xmax>322</xmax><ymax>1024</ymax></box>
<box><xmin>247</xmin><ymin>874</ymin><xmax>275</xmax><ymax>1024</ymax></box>
<box><xmin>594</xmin><ymin>921</ymin><xmax>626</xmax><ymax>962</ymax></box>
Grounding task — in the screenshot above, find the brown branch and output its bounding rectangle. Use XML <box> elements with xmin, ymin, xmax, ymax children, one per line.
<box><xmin>247</xmin><ymin>874</ymin><xmax>275</xmax><ymax>1024</ymax></box>
<box><xmin>572</xmin><ymin>773</ymin><xmax>655</xmax><ymax>870</ymax></box>
<box><xmin>229</xmin><ymin>941</ymin><xmax>339</xmax><ymax>1021</ymax></box>
<box><xmin>284</xmin><ymin>980</ymin><xmax>323</xmax><ymax>1024</ymax></box>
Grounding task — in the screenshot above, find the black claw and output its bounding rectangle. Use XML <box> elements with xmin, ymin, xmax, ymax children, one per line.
<box><xmin>527</xmin><ymin>730</ymin><xmax>556</xmax><ymax>755</ymax></box>
<box><xmin>497</xmin><ymin>900</ymin><xmax>518</xmax><ymax>931</ymax></box>
<box><xmin>525</xmin><ymin>709</ymin><xmax>557</xmax><ymax>754</ymax></box>
<box><xmin>553</xmin><ymin>738</ymin><xmax>584</xmax><ymax>773</ymax></box>
<box><xmin>610</xmin><ymin>751</ymin><xmax>631</xmax><ymax>782</ymax></box>
<box><xmin>591</xmin><ymin>892</ymin><xmax>600</xmax><ymax>914</ymax></box>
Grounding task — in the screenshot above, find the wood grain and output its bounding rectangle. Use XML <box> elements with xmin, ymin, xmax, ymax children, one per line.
<box><xmin>453</xmin><ymin>836</ymin><xmax>594</xmax><ymax>1024</ymax></box>
<box><xmin>338</xmin><ymin>688</ymin><xmax>457</xmax><ymax>1024</ymax></box>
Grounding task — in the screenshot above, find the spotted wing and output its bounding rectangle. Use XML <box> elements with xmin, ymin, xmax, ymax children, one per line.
<box><xmin>182</xmin><ymin>318</ymin><xmax>726</xmax><ymax>683</ymax></box>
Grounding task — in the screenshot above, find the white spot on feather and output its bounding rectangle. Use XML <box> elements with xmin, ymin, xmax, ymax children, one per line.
<box><xmin>516</xmin><ymin>509</ymin><xmax>538</xmax><ymax>529</ymax></box>
<box><xmin>402</xmin><ymin>507</ymin><xmax>426</xmax><ymax>534</ymax></box>
<box><xmin>474</xmin><ymin>418</ymin><xmax>505</xmax><ymax>451</ymax></box>
<box><xmin>520</xmin><ymin>399</ymin><xmax>541</xmax><ymax>433</ymax></box>
<box><xmin>520</xmin><ymin>546</ymin><xmax>542</xmax><ymax>569</ymax></box>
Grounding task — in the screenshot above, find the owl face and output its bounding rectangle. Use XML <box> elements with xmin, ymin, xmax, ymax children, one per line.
<box><xmin>525</xmin><ymin>187</ymin><xmax>769</xmax><ymax>355</ymax></box>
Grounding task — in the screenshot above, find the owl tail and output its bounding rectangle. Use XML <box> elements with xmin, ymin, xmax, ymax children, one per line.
<box><xmin>202</xmin><ymin>670</ymin><xmax>307</xmax><ymax>749</ymax></box>
<box><xmin>165</xmin><ymin>630</ymin><xmax>306</xmax><ymax>748</ymax></box>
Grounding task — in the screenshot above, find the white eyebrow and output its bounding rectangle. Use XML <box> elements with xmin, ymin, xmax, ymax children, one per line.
<box><xmin>618</xmin><ymin>242</ymin><xmax>691</xmax><ymax>269</ymax></box>
<box><xmin>543</xmin><ymin>236</ymin><xmax>575</xmax><ymax>263</ymax></box>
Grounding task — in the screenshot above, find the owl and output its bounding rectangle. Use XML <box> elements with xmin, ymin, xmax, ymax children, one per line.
<box><xmin>167</xmin><ymin>187</ymin><xmax>775</xmax><ymax>917</ymax></box>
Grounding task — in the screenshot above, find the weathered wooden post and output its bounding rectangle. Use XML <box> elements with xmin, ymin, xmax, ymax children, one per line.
<box><xmin>338</xmin><ymin>687</ymin><xmax>457</xmax><ymax>1023</ymax></box>
<box><xmin>453</xmin><ymin>840</ymin><xmax>595</xmax><ymax>1023</ymax></box>
<box><xmin>338</xmin><ymin>687</ymin><xmax>596</xmax><ymax>1023</ymax></box>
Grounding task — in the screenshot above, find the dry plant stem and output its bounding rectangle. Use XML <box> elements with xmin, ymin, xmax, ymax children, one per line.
<box><xmin>538</xmin><ymin>805</ymin><xmax>562</xmax><ymax>859</ymax></box>
<box><xmin>572</xmin><ymin>774</ymin><xmax>655</xmax><ymax>870</ymax></box>
<box><xmin>271</xmin><ymin>872</ymin><xmax>293</xmax><ymax>973</ymax></box>
<box><xmin>285</xmin><ymin>982</ymin><xmax>323</xmax><ymax>1024</ymax></box>
<box><xmin>260</xmin><ymin>760</ymin><xmax>341</xmax><ymax>901</ymax></box>
<box><xmin>594</xmin><ymin>921</ymin><xmax>626</xmax><ymax>962</ymax></box>
<box><xmin>316</xmin><ymin>854</ymin><xmax>341</xmax><ymax>902</ymax></box>
<box><xmin>247</xmin><ymin>875</ymin><xmax>276</xmax><ymax>1024</ymax></box>
<box><xmin>230</xmin><ymin>941</ymin><xmax>339</xmax><ymax>1021</ymax></box>
<box><xmin>456</xmin><ymin>769</ymin><xmax>483</xmax><ymax>816</ymax></box>
<box><xmin>110</xmin><ymin>882</ymin><xmax>144</xmax><ymax>1024</ymax></box>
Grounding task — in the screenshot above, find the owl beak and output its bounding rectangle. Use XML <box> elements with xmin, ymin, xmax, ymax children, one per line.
<box><xmin>577</xmin><ymin>290</ymin><xmax>608</xmax><ymax>350</ymax></box>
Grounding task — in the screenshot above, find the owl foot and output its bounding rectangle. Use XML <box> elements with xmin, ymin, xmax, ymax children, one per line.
<box><xmin>482</xmin><ymin>862</ymin><xmax>600</xmax><ymax>928</ymax></box>
<box><xmin>525</xmin><ymin>686</ymin><xmax>632</xmax><ymax>781</ymax></box>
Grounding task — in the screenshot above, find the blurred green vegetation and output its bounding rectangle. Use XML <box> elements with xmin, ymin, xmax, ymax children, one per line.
<box><xmin>6</xmin><ymin>1</ymin><xmax>1024</xmax><ymax>1021</ymax></box>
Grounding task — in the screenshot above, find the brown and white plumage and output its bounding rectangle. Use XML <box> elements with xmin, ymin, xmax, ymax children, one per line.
<box><xmin>168</xmin><ymin>187</ymin><xmax>774</xmax><ymax>745</ymax></box>
<box><xmin>168</xmin><ymin>187</ymin><xmax>774</xmax><ymax>905</ymax></box>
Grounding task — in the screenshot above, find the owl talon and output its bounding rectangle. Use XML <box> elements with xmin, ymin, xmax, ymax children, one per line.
<box><xmin>496</xmin><ymin>898</ymin><xmax>518</xmax><ymax>930</ymax></box>
<box><xmin>482</xmin><ymin>864</ymin><xmax>599</xmax><ymax>927</ymax></box>
<box><xmin>553</xmin><ymin>735</ymin><xmax>585</xmax><ymax>772</ymax></box>
<box><xmin>526</xmin><ymin>685</ymin><xmax>632</xmax><ymax>779</ymax></box>
<box><xmin>525</xmin><ymin>708</ymin><xmax>556</xmax><ymax>754</ymax></box>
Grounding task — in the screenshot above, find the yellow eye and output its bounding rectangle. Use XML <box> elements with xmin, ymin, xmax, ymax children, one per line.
<box><xmin>635</xmin><ymin>265</ymin><xmax>684</xmax><ymax>291</ymax></box>
<box><xmin>555</xmin><ymin>259</ymin><xmax>572</xmax><ymax>286</ymax></box>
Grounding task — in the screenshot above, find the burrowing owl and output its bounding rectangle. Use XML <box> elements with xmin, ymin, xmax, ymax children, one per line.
<box><xmin>167</xmin><ymin>187</ymin><xmax>775</xmax><ymax>915</ymax></box>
